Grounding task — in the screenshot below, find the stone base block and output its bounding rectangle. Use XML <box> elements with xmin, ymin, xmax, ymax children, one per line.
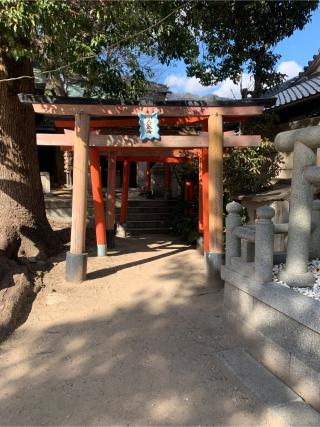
<box><xmin>205</xmin><ymin>251</ymin><xmax>224</xmax><ymax>289</ymax></box>
<box><xmin>65</xmin><ymin>251</ymin><xmax>87</xmax><ymax>283</ymax></box>
<box><xmin>97</xmin><ymin>244</ymin><xmax>106</xmax><ymax>257</ymax></box>
<box><xmin>196</xmin><ymin>236</ymin><xmax>204</xmax><ymax>255</ymax></box>
<box><xmin>40</xmin><ymin>171</ymin><xmax>51</xmax><ymax>194</ymax></box>
<box><xmin>279</xmin><ymin>270</ymin><xmax>314</xmax><ymax>288</ymax></box>
<box><xmin>224</xmin><ymin>278</ymin><xmax>320</xmax><ymax>411</ymax></box>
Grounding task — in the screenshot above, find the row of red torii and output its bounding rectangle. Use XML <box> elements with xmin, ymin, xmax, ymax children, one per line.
<box><xmin>21</xmin><ymin>95</ymin><xmax>272</xmax><ymax>285</ymax></box>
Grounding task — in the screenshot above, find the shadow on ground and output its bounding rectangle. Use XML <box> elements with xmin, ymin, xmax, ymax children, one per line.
<box><xmin>0</xmin><ymin>234</ymin><xmax>264</xmax><ymax>426</ymax></box>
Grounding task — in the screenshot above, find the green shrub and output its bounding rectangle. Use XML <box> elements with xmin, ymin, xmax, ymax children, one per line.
<box><xmin>171</xmin><ymin>139</ymin><xmax>282</xmax><ymax>243</ymax></box>
<box><xmin>223</xmin><ymin>139</ymin><xmax>283</xmax><ymax>196</ymax></box>
<box><xmin>172</xmin><ymin>199</ymin><xmax>199</xmax><ymax>244</ymax></box>
<box><xmin>170</xmin><ymin>160</ymin><xmax>199</xmax><ymax>244</ymax></box>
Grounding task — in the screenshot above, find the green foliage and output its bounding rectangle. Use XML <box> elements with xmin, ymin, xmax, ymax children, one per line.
<box><xmin>1</xmin><ymin>1</ymin><xmax>317</xmax><ymax>99</ymax></box>
<box><xmin>184</xmin><ymin>0</ymin><xmax>318</xmax><ymax>96</ymax></box>
<box><xmin>0</xmin><ymin>1</ymin><xmax>198</xmax><ymax>99</ymax></box>
<box><xmin>171</xmin><ymin>157</ymin><xmax>199</xmax><ymax>190</ymax></box>
<box><xmin>172</xmin><ymin>200</ymin><xmax>199</xmax><ymax>245</ymax></box>
<box><xmin>241</xmin><ymin>112</ymin><xmax>280</xmax><ymax>139</ymax></box>
<box><xmin>223</xmin><ymin>139</ymin><xmax>283</xmax><ymax>196</ymax></box>
<box><xmin>171</xmin><ymin>156</ymin><xmax>199</xmax><ymax>244</ymax></box>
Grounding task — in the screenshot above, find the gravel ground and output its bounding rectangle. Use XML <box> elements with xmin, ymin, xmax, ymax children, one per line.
<box><xmin>273</xmin><ymin>260</ymin><xmax>320</xmax><ymax>301</ymax></box>
<box><xmin>0</xmin><ymin>234</ymin><xmax>267</xmax><ymax>426</ymax></box>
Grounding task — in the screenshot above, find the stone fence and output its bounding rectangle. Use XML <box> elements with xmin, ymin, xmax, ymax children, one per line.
<box><xmin>225</xmin><ymin>199</ymin><xmax>320</xmax><ymax>288</ymax></box>
<box><xmin>224</xmin><ymin>125</ymin><xmax>320</xmax><ymax>289</ymax></box>
<box><xmin>222</xmin><ymin>125</ymin><xmax>320</xmax><ymax>411</ymax></box>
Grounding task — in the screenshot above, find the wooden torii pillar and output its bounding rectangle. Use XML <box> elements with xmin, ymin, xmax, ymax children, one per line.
<box><xmin>198</xmin><ymin>149</ymin><xmax>204</xmax><ymax>235</ymax></box>
<box><xmin>205</xmin><ymin>113</ymin><xmax>224</xmax><ymax>288</ymax></box>
<box><xmin>202</xmin><ymin>148</ymin><xmax>209</xmax><ymax>254</ymax></box>
<box><xmin>120</xmin><ymin>159</ymin><xmax>130</xmax><ymax>226</ymax></box>
<box><xmin>66</xmin><ymin>113</ymin><xmax>89</xmax><ymax>283</ymax></box>
<box><xmin>106</xmin><ymin>151</ymin><xmax>117</xmax><ymax>249</ymax></box>
<box><xmin>89</xmin><ymin>148</ymin><xmax>107</xmax><ymax>257</ymax></box>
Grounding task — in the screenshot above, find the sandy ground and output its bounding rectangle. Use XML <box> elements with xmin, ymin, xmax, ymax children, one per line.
<box><xmin>0</xmin><ymin>234</ymin><xmax>266</xmax><ymax>426</ymax></box>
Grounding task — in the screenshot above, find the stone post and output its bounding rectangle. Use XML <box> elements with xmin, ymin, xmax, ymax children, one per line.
<box><xmin>311</xmin><ymin>199</ymin><xmax>320</xmax><ymax>259</ymax></box>
<box><xmin>280</xmin><ymin>142</ymin><xmax>315</xmax><ymax>287</ymax></box>
<box><xmin>151</xmin><ymin>163</ymin><xmax>165</xmax><ymax>196</ymax></box>
<box><xmin>64</xmin><ymin>150</ymin><xmax>73</xmax><ymax>188</ymax></box>
<box><xmin>136</xmin><ymin>162</ymin><xmax>147</xmax><ymax>188</ymax></box>
<box><xmin>225</xmin><ymin>201</ymin><xmax>242</xmax><ymax>266</ymax></box>
<box><xmin>254</xmin><ymin>206</ymin><xmax>275</xmax><ymax>284</ymax></box>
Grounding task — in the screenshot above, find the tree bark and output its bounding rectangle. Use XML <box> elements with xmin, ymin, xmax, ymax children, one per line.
<box><xmin>0</xmin><ymin>50</ymin><xmax>54</xmax><ymax>259</ymax></box>
<box><xmin>253</xmin><ymin>73</ymin><xmax>263</xmax><ymax>98</ymax></box>
<box><xmin>0</xmin><ymin>256</ymin><xmax>34</xmax><ymax>342</ymax></box>
<box><xmin>252</xmin><ymin>47</ymin><xmax>266</xmax><ymax>98</ymax></box>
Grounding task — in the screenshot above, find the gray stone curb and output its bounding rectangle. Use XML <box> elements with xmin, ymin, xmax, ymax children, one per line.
<box><xmin>221</xmin><ymin>266</ymin><xmax>320</xmax><ymax>334</ymax></box>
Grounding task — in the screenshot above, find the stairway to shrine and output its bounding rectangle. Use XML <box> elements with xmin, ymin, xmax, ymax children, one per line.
<box><xmin>45</xmin><ymin>189</ymin><xmax>177</xmax><ymax>234</ymax></box>
<box><xmin>116</xmin><ymin>199</ymin><xmax>177</xmax><ymax>234</ymax></box>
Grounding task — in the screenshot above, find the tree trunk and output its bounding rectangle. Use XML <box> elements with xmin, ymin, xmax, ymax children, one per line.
<box><xmin>0</xmin><ymin>51</ymin><xmax>54</xmax><ymax>259</ymax></box>
<box><xmin>0</xmin><ymin>256</ymin><xmax>34</xmax><ymax>342</ymax></box>
<box><xmin>252</xmin><ymin>47</ymin><xmax>266</xmax><ymax>98</ymax></box>
<box><xmin>253</xmin><ymin>74</ymin><xmax>263</xmax><ymax>98</ymax></box>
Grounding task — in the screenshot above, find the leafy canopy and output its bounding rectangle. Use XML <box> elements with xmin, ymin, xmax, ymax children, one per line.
<box><xmin>184</xmin><ymin>0</ymin><xmax>318</xmax><ymax>96</ymax></box>
<box><xmin>0</xmin><ymin>1</ymin><xmax>318</xmax><ymax>98</ymax></box>
<box><xmin>0</xmin><ymin>0</ymin><xmax>198</xmax><ymax>98</ymax></box>
<box><xmin>224</xmin><ymin>140</ymin><xmax>283</xmax><ymax>195</ymax></box>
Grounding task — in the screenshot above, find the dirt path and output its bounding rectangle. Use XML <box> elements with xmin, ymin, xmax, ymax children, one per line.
<box><xmin>0</xmin><ymin>234</ymin><xmax>266</xmax><ymax>426</ymax></box>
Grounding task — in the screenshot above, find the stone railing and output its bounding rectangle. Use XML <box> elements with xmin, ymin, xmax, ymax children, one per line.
<box><xmin>225</xmin><ymin>202</ymin><xmax>277</xmax><ymax>285</ymax></box>
<box><xmin>275</xmin><ymin>127</ymin><xmax>320</xmax><ymax>287</ymax></box>
<box><xmin>224</xmin><ymin>125</ymin><xmax>320</xmax><ymax>288</ymax></box>
<box><xmin>225</xmin><ymin>198</ymin><xmax>320</xmax><ymax>287</ymax></box>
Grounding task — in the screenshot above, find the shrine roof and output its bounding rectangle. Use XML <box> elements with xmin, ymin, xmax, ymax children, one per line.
<box><xmin>19</xmin><ymin>94</ymin><xmax>274</xmax><ymax>108</ymax></box>
<box><xmin>263</xmin><ymin>72</ymin><xmax>320</xmax><ymax>110</ymax></box>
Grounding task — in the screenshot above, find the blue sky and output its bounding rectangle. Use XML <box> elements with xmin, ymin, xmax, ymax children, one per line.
<box><xmin>157</xmin><ymin>7</ymin><xmax>320</xmax><ymax>97</ymax></box>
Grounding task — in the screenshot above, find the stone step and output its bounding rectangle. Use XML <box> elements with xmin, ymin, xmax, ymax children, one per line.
<box><xmin>45</xmin><ymin>196</ymin><xmax>178</xmax><ymax>231</ymax></box>
<box><xmin>216</xmin><ymin>348</ymin><xmax>320</xmax><ymax>426</ymax></box>
<box><xmin>128</xmin><ymin>228</ymin><xmax>173</xmax><ymax>234</ymax></box>
<box><xmin>121</xmin><ymin>206</ymin><xmax>175</xmax><ymax>214</ymax></box>
<box><xmin>116</xmin><ymin>213</ymin><xmax>173</xmax><ymax>221</ymax></box>
<box><xmin>126</xmin><ymin>220</ymin><xmax>173</xmax><ymax>229</ymax></box>
<box><xmin>265</xmin><ymin>401</ymin><xmax>320</xmax><ymax>426</ymax></box>
<box><xmin>216</xmin><ymin>348</ymin><xmax>300</xmax><ymax>406</ymax></box>
<box><xmin>126</xmin><ymin>200</ymin><xmax>177</xmax><ymax>207</ymax></box>
<box><xmin>46</xmin><ymin>200</ymin><xmax>177</xmax><ymax>208</ymax></box>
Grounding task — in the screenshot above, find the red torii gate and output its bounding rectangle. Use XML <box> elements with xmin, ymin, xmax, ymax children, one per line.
<box><xmin>19</xmin><ymin>94</ymin><xmax>273</xmax><ymax>287</ymax></box>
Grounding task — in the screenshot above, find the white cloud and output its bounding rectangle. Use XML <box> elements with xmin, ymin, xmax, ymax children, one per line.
<box><xmin>277</xmin><ymin>61</ymin><xmax>302</xmax><ymax>80</ymax></box>
<box><xmin>164</xmin><ymin>74</ymin><xmax>214</xmax><ymax>95</ymax></box>
<box><xmin>164</xmin><ymin>60</ymin><xmax>303</xmax><ymax>99</ymax></box>
<box><xmin>213</xmin><ymin>74</ymin><xmax>252</xmax><ymax>99</ymax></box>
<box><xmin>165</xmin><ymin>72</ymin><xmax>252</xmax><ymax>99</ymax></box>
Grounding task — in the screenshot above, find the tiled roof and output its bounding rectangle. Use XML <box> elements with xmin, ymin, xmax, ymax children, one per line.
<box><xmin>263</xmin><ymin>51</ymin><xmax>320</xmax><ymax>110</ymax></box>
<box><xmin>298</xmin><ymin>50</ymin><xmax>320</xmax><ymax>77</ymax></box>
<box><xmin>19</xmin><ymin>93</ymin><xmax>275</xmax><ymax>108</ymax></box>
<box><xmin>263</xmin><ymin>72</ymin><xmax>320</xmax><ymax>109</ymax></box>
